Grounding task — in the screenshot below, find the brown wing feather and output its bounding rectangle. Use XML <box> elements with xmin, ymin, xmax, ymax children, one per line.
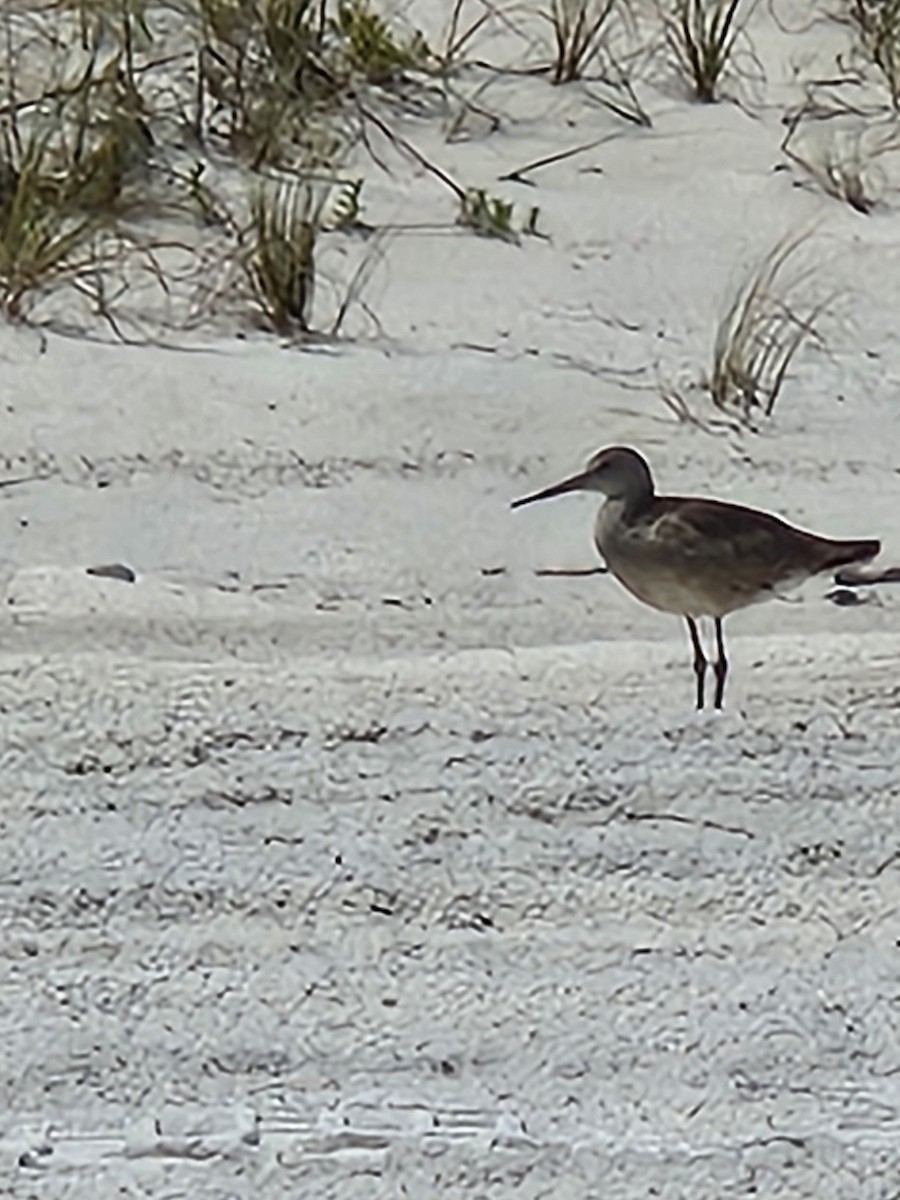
<box><xmin>648</xmin><ymin>497</ymin><xmax>877</xmax><ymax>581</ymax></box>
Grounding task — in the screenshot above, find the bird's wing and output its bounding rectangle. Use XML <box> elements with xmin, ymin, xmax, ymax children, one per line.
<box><xmin>646</xmin><ymin>498</ymin><xmax>810</xmax><ymax>576</ymax></box>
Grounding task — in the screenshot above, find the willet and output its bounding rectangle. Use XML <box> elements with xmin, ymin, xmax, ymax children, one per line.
<box><xmin>512</xmin><ymin>446</ymin><xmax>880</xmax><ymax>709</ymax></box>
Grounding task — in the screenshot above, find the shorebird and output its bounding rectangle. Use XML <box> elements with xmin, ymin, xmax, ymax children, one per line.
<box><xmin>512</xmin><ymin>446</ymin><xmax>880</xmax><ymax>709</ymax></box>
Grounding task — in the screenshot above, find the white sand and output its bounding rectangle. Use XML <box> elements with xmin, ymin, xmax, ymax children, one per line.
<box><xmin>2</xmin><ymin>1</ymin><xmax>900</xmax><ymax>1194</ymax></box>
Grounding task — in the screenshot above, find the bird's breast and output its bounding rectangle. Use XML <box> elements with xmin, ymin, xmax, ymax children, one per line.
<box><xmin>593</xmin><ymin>501</ymin><xmax>758</xmax><ymax>618</ymax></box>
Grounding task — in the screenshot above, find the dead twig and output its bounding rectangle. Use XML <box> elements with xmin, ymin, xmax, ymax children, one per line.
<box><xmin>353</xmin><ymin>95</ymin><xmax>467</xmax><ymax>200</ymax></box>
<box><xmin>498</xmin><ymin>134</ymin><xmax>618</xmax><ymax>183</ymax></box>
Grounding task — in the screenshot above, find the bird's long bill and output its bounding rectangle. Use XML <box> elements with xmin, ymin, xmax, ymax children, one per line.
<box><xmin>510</xmin><ymin>470</ymin><xmax>591</xmax><ymax>510</ymax></box>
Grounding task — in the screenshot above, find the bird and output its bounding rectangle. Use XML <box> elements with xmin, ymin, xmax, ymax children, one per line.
<box><xmin>511</xmin><ymin>446</ymin><xmax>880</xmax><ymax>710</ymax></box>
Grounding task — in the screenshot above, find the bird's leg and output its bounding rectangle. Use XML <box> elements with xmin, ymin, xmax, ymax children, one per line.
<box><xmin>713</xmin><ymin>617</ymin><xmax>728</xmax><ymax>710</ymax></box>
<box><xmin>685</xmin><ymin>617</ymin><xmax>707</xmax><ymax>710</ymax></box>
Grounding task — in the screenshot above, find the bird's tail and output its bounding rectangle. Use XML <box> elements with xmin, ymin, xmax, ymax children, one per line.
<box><xmin>818</xmin><ymin>538</ymin><xmax>880</xmax><ymax>573</ymax></box>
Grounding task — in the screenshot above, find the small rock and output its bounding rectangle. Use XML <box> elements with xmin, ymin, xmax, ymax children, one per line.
<box><xmin>825</xmin><ymin>587</ymin><xmax>869</xmax><ymax>607</ymax></box>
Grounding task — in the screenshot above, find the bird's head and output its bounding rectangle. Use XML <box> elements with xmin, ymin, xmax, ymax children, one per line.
<box><xmin>511</xmin><ymin>445</ymin><xmax>654</xmax><ymax>510</ymax></box>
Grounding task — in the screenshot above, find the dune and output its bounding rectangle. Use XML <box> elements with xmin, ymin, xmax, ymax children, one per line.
<box><xmin>2</xmin><ymin>0</ymin><xmax>900</xmax><ymax>1193</ymax></box>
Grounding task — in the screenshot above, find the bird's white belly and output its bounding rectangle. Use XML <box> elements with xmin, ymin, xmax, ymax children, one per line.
<box><xmin>606</xmin><ymin>559</ymin><xmax>739</xmax><ymax>618</ymax></box>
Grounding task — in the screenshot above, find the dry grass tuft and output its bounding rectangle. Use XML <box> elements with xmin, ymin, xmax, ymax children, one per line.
<box><xmin>194</xmin><ymin>0</ymin><xmax>429</xmax><ymax>167</ymax></box>
<box><xmin>0</xmin><ymin>47</ymin><xmax>154</xmax><ymax>320</ymax></box>
<box><xmin>846</xmin><ymin>0</ymin><xmax>900</xmax><ymax>108</ymax></box>
<box><xmin>244</xmin><ymin>171</ymin><xmax>376</xmax><ymax>334</ymax></box>
<box><xmin>780</xmin><ymin>109</ymin><xmax>900</xmax><ymax>213</ymax></box>
<box><xmin>333</xmin><ymin>0</ymin><xmax>429</xmax><ymax>84</ymax></box>
<box><xmin>249</xmin><ymin>174</ymin><xmax>323</xmax><ymax>331</ymax></box>
<box><xmin>547</xmin><ymin>0</ymin><xmax>619</xmax><ymax>83</ymax></box>
<box><xmin>0</xmin><ymin>132</ymin><xmax>100</xmax><ymax>320</ymax></box>
<box><xmin>661</xmin><ymin>0</ymin><xmax>753</xmax><ymax>102</ymax></box>
<box><xmin>710</xmin><ymin>232</ymin><xmax>829</xmax><ymax>420</ymax></box>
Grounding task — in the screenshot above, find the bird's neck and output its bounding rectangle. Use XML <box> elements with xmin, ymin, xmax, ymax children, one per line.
<box><xmin>596</xmin><ymin>495</ymin><xmax>646</xmax><ymax>552</ymax></box>
<box><xmin>604</xmin><ymin>487</ymin><xmax>654</xmax><ymax>525</ymax></box>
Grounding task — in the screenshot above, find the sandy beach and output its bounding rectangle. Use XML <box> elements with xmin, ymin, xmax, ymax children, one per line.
<box><xmin>2</xmin><ymin>0</ymin><xmax>900</xmax><ymax>1193</ymax></box>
